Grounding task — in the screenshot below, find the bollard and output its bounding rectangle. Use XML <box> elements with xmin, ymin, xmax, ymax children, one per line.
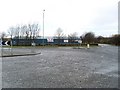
<box><xmin>31</xmin><ymin>43</ymin><xmax>36</xmax><ymax>53</ymax></box>
<box><xmin>87</xmin><ymin>44</ymin><xmax>90</xmax><ymax>49</ymax></box>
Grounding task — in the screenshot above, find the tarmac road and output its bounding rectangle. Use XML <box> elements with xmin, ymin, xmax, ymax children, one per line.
<box><xmin>2</xmin><ymin>45</ymin><xmax>119</xmax><ymax>88</ymax></box>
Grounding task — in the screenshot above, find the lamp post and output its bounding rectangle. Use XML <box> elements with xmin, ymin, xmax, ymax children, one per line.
<box><xmin>43</xmin><ymin>9</ymin><xmax>45</xmax><ymax>46</ymax></box>
<box><xmin>10</xmin><ymin>35</ymin><xmax>13</xmax><ymax>55</ymax></box>
<box><xmin>0</xmin><ymin>38</ymin><xmax>2</xmax><ymax>56</ymax></box>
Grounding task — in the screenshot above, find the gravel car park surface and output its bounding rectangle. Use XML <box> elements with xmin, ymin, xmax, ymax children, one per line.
<box><xmin>2</xmin><ymin>45</ymin><xmax>118</xmax><ymax>88</ymax></box>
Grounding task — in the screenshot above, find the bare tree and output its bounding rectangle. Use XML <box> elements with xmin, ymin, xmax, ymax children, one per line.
<box><xmin>28</xmin><ymin>23</ymin><xmax>40</xmax><ymax>40</ymax></box>
<box><xmin>55</xmin><ymin>28</ymin><xmax>64</xmax><ymax>39</ymax></box>
<box><xmin>28</xmin><ymin>24</ymin><xmax>32</xmax><ymax>39</ymax></box>
<box><xmin>111</xmin><ymin>34</ymin><xmax>120</xmax><ymax>45</ymax></box>
<box><xmin>8</xmin><ymin>27</ymin><xmax>15</xmax><ymax>39</ymax></box>
<box><xmin>20</xmin><ymin>25</ymin><xmax>29</xmax><ymax>39</ymax></box>
<box><xmin>6</xmin><ymin>23</ymin><xmax>40</xmax><ymax>45</ymax></box>
<box><xmin>14</xmin><ymin>25</ymin><xmax>21</xmax><ymax>39</ymax></box>
<box><xmin>7</xmin><ymin>27</ymin><xmax>15</xmax><ymax>46</ymax></box>
<box><xmin>68</xmin><ymin>32</ymin><xmax>78</xmax><ymax>43</ymax></box>
<box><xmin>96</xmin><ymin>36</ymin><xmax>104</xmax><ymax>43</ymax></box>
<box><xmin>33</xmin><ymin>23</ymin><xmax>40</xmax><ymax>39</ymax></box>
<box><xmin>55</xmin><ymin>28</ymin><xmax>64</xmax><ymax>45</ymax></box>
<box><xmin>82</xmin><ymin>32</ymin><xmax>95</xmax><ymax>44</ymax></box>
<box><xmin>20</xmin><ymin>25</ymin><xmax>28</xmax><ymax>39</ymax></box>
<box><xmin>1</xmin><ymin>32</ymin><xmax>6</xmax><ymax>40</ymax></box>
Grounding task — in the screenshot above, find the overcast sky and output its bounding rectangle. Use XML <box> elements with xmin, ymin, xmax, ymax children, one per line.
<box><xmin>0</xmin><ymin>0</ymin><xmax>119</xmax><ymax>37</ymax></box>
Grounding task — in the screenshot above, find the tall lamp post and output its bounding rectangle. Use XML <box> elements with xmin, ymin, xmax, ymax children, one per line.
<box><xmin>0</xmin><ymin>37</ymin><xmax>2</xmax><ymax>56</ymax></box>
<box><xmin>10</xmin><ymin>35</ymin><xmax>13</xmax><ymax>55</ymax></box>
<box><xmin>43</xmin><ymin>9</ymin><xmax>45</xmax><ymax>46</ymax></box>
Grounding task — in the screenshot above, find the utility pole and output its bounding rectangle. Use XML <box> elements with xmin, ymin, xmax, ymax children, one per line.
<box><xmin>10</xmin><ymin>35</ymin><xmax>13</xmax><ymax>55</ymax></box>
<box><xmin>0</xmin><ymin>38</ymin><xmax>2</xmax><ymax>56</ymax></box>
<box><xmin>43</xmin><ymin>9</ymin><xmax>45</xmax><ymax>46</ymax></box>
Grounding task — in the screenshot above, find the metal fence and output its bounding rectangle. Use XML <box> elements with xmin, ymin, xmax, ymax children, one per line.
<box><xmin>1</xmin><ymin>46</ymin><xmax>38</xmax><ymax>57</ymax></box>
<box><xmin>12</xmin><ymin>38</ymin><xmax>81</xmax><ymax>46</ymax></box>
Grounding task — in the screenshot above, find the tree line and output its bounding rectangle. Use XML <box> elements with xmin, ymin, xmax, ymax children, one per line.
<box><xmin>7</xmin><ymin>23</ymin><xmax>40</xmax><ymax>40</ymax></box>
<box><xmin>0</xmin><ymin>24</ymin><xmax>120</xmax><ymax>46</ymax></box>
<box><xmin>55</xmin><ymin>28</ymin><xmax>120</xmax><ymax>46</ymax></box>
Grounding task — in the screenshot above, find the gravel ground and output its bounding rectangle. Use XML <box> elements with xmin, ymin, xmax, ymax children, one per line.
<box><xmin>2</xmin><ymin>45</ymin><xmax>119</xmax><ymax>88</ymax></box>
